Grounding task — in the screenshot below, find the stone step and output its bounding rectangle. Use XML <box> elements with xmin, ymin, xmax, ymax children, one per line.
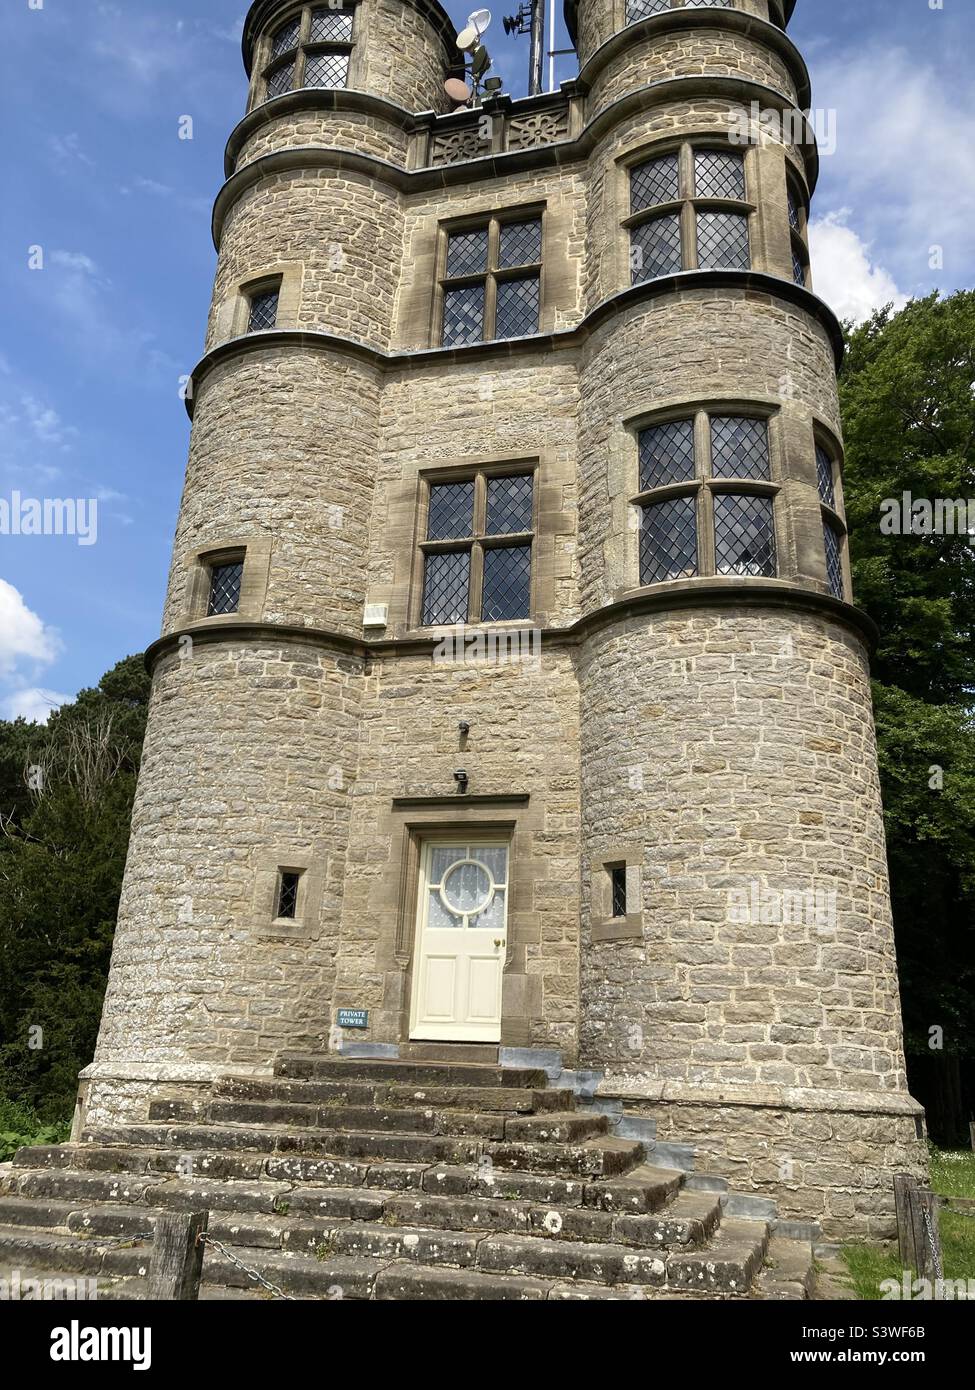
<box><xmin>0</xmin><ymin>1206</ymin><xmax>769</xmax><ymax>1298</ymax></box>
<box><xmin>482</xmin><ymin>1135</ymin><xmax>643</xmax><ymax>1177</ymax></box>
<box><xmin>0</xmin><ymin>1169</ymin><xmax>720</xmax><ymax>1253</ymax></box>
<box><xmin>274</xmin><ymin>1056</ymin><xmax>548</xmax><ymax>1089</ymax></box>
<box><xmin>500</xmin><ymin>1112</ymin><xmax>609</xmax><ymax>1143</ymax></box>
<box><xmin>756</xmin><ymin>1236</ymin><xmax>816</xmax><ymax>1300</ymax></box>
<box><xmin>83</xmin><ymin>1123</ymin><xmax>482</xmax><ymax>1167</ymax></box>
<box><xmin>212</xmin><ymin>1075</ymin><xmax>570</xmax><ymax>1114</ymax></box>
<box><xmin>475</xmin><ymin>1231</ymin><xmax>669</xmax><ymax>1286</ymax></box>
<box><xmin>664</xmin><ymin>1217</ymin><xmax>770</xmax><ymax>1294</ymax></box>
<box><xmin>152</xmin><ymin>1098</ymin><xmax>590</xmax><ymax>1144</ymax></box>
<box><xmin>398</xmin><ymin>1043</ymin><xmax>500</xmax><ymax>1065</ymax></box>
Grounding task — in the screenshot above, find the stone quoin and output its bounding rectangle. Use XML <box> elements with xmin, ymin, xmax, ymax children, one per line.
<box><xmin>73</xmin><ymin>0</ymin><xmax>925</xmax><ymax>1244</ymax></box>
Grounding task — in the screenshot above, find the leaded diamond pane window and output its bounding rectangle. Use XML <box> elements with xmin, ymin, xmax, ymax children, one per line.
<box><xmin>271</xmin><ymin>17</ymin><xmax>301</xmax><ymax>60</ymax></box>
<box><xmin>824</xmin><ymin>522</ymin><xmax>844</xmax><ymax>599</ymax></box>
<box><xmin>714</xmin><ymin>494</ymin><xmax>776</xmax><ymax>577</ymax></box>
<box><xmin>440</xmin><ymin>215</ymin><xmax>544</xmax><ymax>345</ymax></box>
<box><xmin>419</xmin><ymin>469</ymin><xmax>536</xmax><ymax>626</ymax></box>
<box><xmin>446</xmin><ymin>229</ymin><xmax>489</xmax><ymax>278</ymax></box>
<box><xmin>710</xmin><ymin>417</ymin><xmax>770</xmax><ymax>480</ymax></box>
<box><xmin>610</xmin><ymin>864</ymin><xmax>628</xmax><ymax>918</ymax></box>
<box><xmin>266</xmin><ymin>60</ymin><xmax>296</xmax><ymax>98</ymax></box>
<box><xmin>626</xmin><ymin>0</ymin><xmax>669</xmax><ymax>21</ymax></box>
<box><xmin>495</xmin><ymin>276</ymin><xmax>540</xmax><ymax>339</ymax></box>
<box><xmin>262</xmin><ymin>7</ymin><xmax>355</xmax><ymax>108</ymax></box>
<box><xmin>639</xmin><ymin>419</ymin><xmax>696</xmax><ymax>491</ymax></box>
<box><xmin>422</xmin><ymin>551</ymin><xmax>470</xmax><ymax>625</ymax></box>
<box><xmin>631</xmin><ymin>154</ymin><xmax>680</xmax><ymax>213</ymax></box>
<box><xmin>816</xmin><ymin>444</ymin><xmax>836</xmax><ymax>509</ymax></box>
<box><xmin>788</xmin><ymin>186</ymin><xmax>802</xmax><ymax>232</ymax></box>
<box><xmin>792</xmin><ymin>249</ymin><xmax>806</xmax><ymax>286</ymax></box>
<box><xmin>442</xmin><ymin>284</ymin><xmax>485</xmax><ymax>346</ymax></box>
<box><xmin>310</xmin><ymin>6</ymin><xmax>354</xmax><ymax>42</ymax></box>
<box><xmin>427</xmin><ymin>482</ymin><xmax>475</xmax><ymax>540</ymax></box>
<box><xmin>696</xmin><ymin>211</ymin><xmax>750</xmax><ymax>270</ymax></box>
<box><xmin>481</xmin><ymin>545</ymin><xmax>531</xmax><ymax>621</ymax></box>
<box><xmin>247</xmin><ymin>288</ymin><xmax>280</xmax><ymax>332</ymax></box>
<box><xmin>631</xmin><ymin>214</ymin><xmax>683</xmax><ymax>283</ymax></box>
<box><xmin>276</xmin><ymin>871</ymin><xmax>301</xmax><ymax>920</ymax></box>
<box><xmin>208</xmin><ymin>561</ymin><xmax>244</xmax><ymax>616</ymax></box>
<box><xmin>487</xmin><ymin>475</ymin><xmax>534</xmax><ymax>535</ymax></box>
<box><xmin>498</xmin><ymin>220</ymin><xmax>542</xmax><ymax>268</ymax></box>
<box><xmin>304</xmin><ymin>50</ymin><xmax>350</xmax><ymax>88</ymax></box>
<box><xmin>640</xmin><ymin>495</ymin><xmax>699</xmax><ymax>585</ymax></box>
<box><xmin>694</xmin><ymin>150</ymin><xmax>746</xmax><ymax>201</ymax></box>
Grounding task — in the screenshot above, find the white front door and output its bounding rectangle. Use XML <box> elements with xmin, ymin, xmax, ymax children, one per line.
<box><xmin>409</xmin><ymin>841</ymin><xmax>509</xmax><ymax>1042</ymax></box>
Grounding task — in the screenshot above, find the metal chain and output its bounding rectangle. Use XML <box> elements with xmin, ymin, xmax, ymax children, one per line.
<box><xmin>921</xmin><ymin>1205</ymin><xmax>944</xmax><ymax>1282</ymax></box>
<box><xmin>198</xmin><ymin>1232</ymin><xmax>298</xmax><ymax>1301</ymax></box>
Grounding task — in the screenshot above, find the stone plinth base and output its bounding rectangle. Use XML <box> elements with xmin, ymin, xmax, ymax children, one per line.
<box><xmin>598</xmin><ymin>1075</ymin><xmax>927</xmax><ymax>1241</ymax></box>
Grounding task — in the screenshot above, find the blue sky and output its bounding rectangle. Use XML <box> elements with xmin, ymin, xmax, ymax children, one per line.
<box><xmin>1</xmin><ymin>0</ymin><xmax>973</xmax><ymax>721</ymax></box>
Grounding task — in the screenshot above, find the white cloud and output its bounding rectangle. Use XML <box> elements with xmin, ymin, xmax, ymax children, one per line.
<box><xmin>1</xmin><ymin>687</ymin><xmax>71</xmax><ymax>724</ymax></box>
<box><xmin>809</xmin><ymin>211</ymin><xmax>908</xmax><ymax>324</ymax></box>
<box><xmin>0</xmin><ymin>579</ymin><xmax>60</xmax><ymax>677</ymax></box>
<box><xmin>49</xmin><ymin>133</ymin><xmax>95</xmax><ymax>170</ymax></box>
<box><xmin>812</xmin><ymin>44</ymin><xmax>975</xmax><ymax>292</ymax></box>
<box><xmin>50</xmin><ymin>250</ymin><xmax>100</xmax><ymax>276</ymax></box>
<box><xmin>21</xmin><ymin>395</ymin><xmax>77</xmax><ymax>449</ymax></box>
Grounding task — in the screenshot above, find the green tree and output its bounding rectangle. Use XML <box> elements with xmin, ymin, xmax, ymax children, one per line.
<box><xmin>840</xmin><ymin>290</ymin><xmax>975</xmax><ymax>1142</ymax></box>
<box><xmin>0</xmin><ymin>656</ymin><xmax>150</xmax><ymax>1119</ymax></box>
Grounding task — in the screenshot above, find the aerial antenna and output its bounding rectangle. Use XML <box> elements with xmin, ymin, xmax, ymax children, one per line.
<box><xmin>445</xmin><ymin>10</ymin><xmax>495</xmax><ymax>106</ymax></box>
<box><xmin>503</xmin><ymin>0</ymin><xmax>543</xmax><ymax>97</ymax></box>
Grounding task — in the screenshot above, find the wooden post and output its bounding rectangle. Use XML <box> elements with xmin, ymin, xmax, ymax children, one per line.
<box><xmin>893</xmin><ymin>1173</ymin><xmax>920</xmax><ymax>1271</ymax></box>
<box><xmin>893</xmin><ymin>1175</ymin><xmax>944</xmax><ymax>1285</ymax></box>
<box><xmin>148</xmin><ymin>1210</ymin><xmax>208</xmax><ymax>1300</ymax></box>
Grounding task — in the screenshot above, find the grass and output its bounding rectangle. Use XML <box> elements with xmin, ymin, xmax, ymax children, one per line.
<box><xmin>0</xmin><ymin>1095</ymin><xmax>72</xmax><ymax>1163</ymax></box>
<box><xmin>840</xmin><ymin>1147</ymin><xmax>975</xmax><ymax>1299</ymax></box>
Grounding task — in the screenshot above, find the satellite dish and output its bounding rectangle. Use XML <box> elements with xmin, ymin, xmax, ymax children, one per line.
<box><xmin>457</xmin><ymin>24</ymin><xmax>479</xmax><ymax>52</ymax></box>
<box><xmin>444</xmin><ymin>77</ymin><xmax>473</xmax><ymax>103</ymax></box>
<box><xmin>468</xmin><ymin>8</ymin><xmax>492</xmax><ymax>33</ymax></box>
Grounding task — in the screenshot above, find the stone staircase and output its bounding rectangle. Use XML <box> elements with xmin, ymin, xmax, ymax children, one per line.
<box><xmin>0</xmin><ymin>1055</ymin><xmax>819</xmax><ymax>1300</ymax></box>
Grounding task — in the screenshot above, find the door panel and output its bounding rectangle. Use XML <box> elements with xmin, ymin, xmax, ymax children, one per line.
<box><xmin>410</xmin><ymin>841</ymin><xmax>509</xmax><ymax>1042</ymax></box>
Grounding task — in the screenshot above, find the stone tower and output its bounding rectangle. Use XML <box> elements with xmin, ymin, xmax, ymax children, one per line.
<box><xmin>83</xmin><ymin>0</ymin><xmax>924</xmax><ymax>1236</ymax></box>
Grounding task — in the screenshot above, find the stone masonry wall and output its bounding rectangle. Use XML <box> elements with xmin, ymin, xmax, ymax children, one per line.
<box><xmin>208</xmin><ymin>169</ymin><xmax>404</xmax><ymax>352</ymax></box>
<box><xmin>164</xmin><ymin>347</ymin><xmax>381</xmax><ymax>636</ymax></box>
<box><xmin>334</xmin><ymin>645</ymin><xmax>583</xmax><ymax>1055</ymax></box>
<box><xmin>93</xmin><ymin>640</ymin><xmax>362</xmax><ymax>1070</ymax></box>
<box><xmin>577</xmin><ymin>606</ymin><xmax>909</xmax><ymax>1098</ymax></box>
<box><xmin>232</xmin><ymin>106</ymin><xmax>413</xmax><ymax>173</ymax></box>
<box><xmin>585</xmin><ymin>28</ymin><xmax>799</xmax><ymax>122</ymax></box>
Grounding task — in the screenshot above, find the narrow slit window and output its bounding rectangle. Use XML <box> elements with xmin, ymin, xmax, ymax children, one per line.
<box><xmin>610</xmin><ymin>864</ymin><xmax>628</xmax><ymax>919</ymax></box>
<box><xmin>276</xmin><ymin>870</ymin><xmax>301</xmax><ymax>920</ymax></box>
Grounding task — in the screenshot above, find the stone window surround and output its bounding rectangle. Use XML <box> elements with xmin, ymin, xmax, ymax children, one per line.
<box><xmin>373</xmin><ymin>799</ymin><xmax>542</xmax><ymax>1048</ymax></box>
<box><xmin>371</xmin><ymin>449</ymin><xmax>565</xmax><ymax>639</ymax></box>
<box><xmin>177</xmin><ymin>535</ymin><xmax>273</xmax><ymax>628</ymax></box>
<box><xmin>213</xmin><ymin>263</ymin><xmax>304</xmax><ymax>346</ymax></box>
<box><xmin>413</xmin><ymin>461</ymin><xmax>539</xmax><ymax>629</ymax></box>
<box><xmin>591</xmin><ymin>848</ymin><xmax>644</xmax><ymax>943</ymax></box>
<box><xmin>433</xmin><ymin>205</ymin><xmax>547</xmax><ymax>348</ymax></box>
<box><xmin>251</xmin><ymin>1</ymin><xmax>362</xmax><ymax>112</ymax></box>
<box><xmin>620</xmin><ymin>138</ymin><xmax>756</xmax><ymax>280</ymax></box>
<box><xmin>249</xmin><ymin>844</ymin><xmax>327</xmax><ymax>941</ymax></box>
<box><xmin>627</xmin><ymin>401</ymin><xmax>783</xmax><ymax>585</ymax></box>
<box><xmin>813</xmin><ymin>429</ymin><xmax>849</xmax><ymax>601</ymax></box>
